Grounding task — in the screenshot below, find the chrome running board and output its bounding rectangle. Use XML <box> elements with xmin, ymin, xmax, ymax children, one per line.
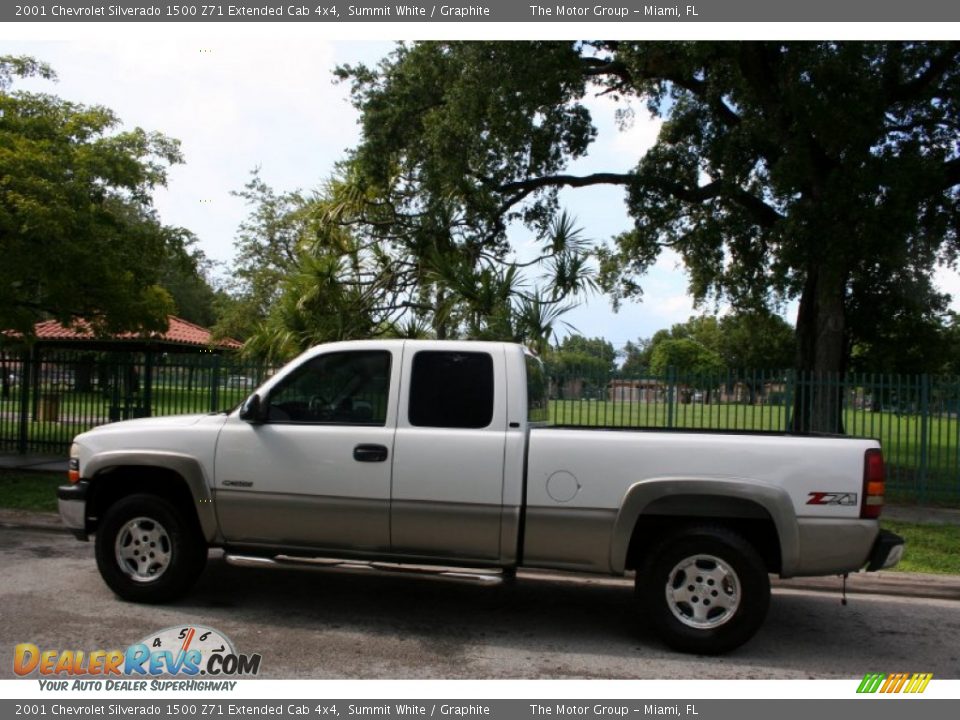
<box><xmin>223</xmin><ymin>553</ymin><xmax>505</xmax><ymax>584</ymax></box>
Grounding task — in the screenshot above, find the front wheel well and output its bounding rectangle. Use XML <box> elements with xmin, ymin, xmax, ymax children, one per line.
<box><xmin>626</xmin><ymin>512</ymin><xmax>782</xmax><ymax>575</ymax></box>
<box><xmin>87</xmin><ymin>466</ymin><xmax>201</xmax><ymax>535</ymax></box>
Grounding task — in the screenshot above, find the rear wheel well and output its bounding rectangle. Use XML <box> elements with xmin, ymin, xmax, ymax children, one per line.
<box><xmin>625</xmin><ymin>504</ymin><xmax>782</xmax><ymax>575</ymax></box>
<box><xmin>87</xmin><ymin>466</ymin><xmax>201</xmax><ymax>535</ymax></box>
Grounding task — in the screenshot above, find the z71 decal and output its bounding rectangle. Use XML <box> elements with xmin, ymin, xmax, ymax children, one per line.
<box><xmin>807</xmin><ymin>492</ymin><xmax>858</xmax><ymax>506</ymax></box>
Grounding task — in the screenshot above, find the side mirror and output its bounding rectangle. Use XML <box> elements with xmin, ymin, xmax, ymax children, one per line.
<box><xmin>239</xmin><ymin>393</ymin><xmax>264</xmax><ymax>423</ymax></box>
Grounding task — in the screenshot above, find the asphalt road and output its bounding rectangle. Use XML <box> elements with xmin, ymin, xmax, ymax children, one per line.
<box><xmin>2</xmin><ymin>525</ymin><xmax>958</xmax><ymax>680</ymax></box>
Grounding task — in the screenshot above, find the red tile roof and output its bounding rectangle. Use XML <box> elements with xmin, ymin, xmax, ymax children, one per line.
<box><xmin>31</xmin><ymin>316</ymin><xmax>242</xmax><ymax>349</ymax></box>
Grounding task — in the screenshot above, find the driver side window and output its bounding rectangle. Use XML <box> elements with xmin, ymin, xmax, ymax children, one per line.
<box><xmin>266</xmin><ymin>350</ymin><xmax>391</xmax><ymax>425</ymax></box>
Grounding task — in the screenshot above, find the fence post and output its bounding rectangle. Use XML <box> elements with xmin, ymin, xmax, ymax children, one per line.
<box><xmin>16</xmin><ymin>351</ymin><xmax>31</xmax><ymax>454</ymax></box>
<box><xmin>919</xmin><ymin>373</ymin><xmax>929</xmax><ymax>504</ymax></box>
<box><xmin>209</xmin><ymin>354</ymin><xmax>221</xmax><ymax>413</ymax></box>
<box><xmin>784</xmin><ymin>369</ymin><xmax>794</xmax><ymax>432</ymax></box>
<box><xmin>666</xmin><ymin>368</ymin><xmax>675</xmax><ymax>429</ymax></box>
<box><xmin>30</xmin><ymin>344</ymin><xmax>41</xmax><ymax>422</ymax></box>
<box><xmin>109</xmin><ymin>354</ymin><xmax>122</xmax><ymax>422</ymax></box>
<box><xmin>143</xmin><ymin>351</ymin><xmax>154</xmax><ymax>418</ymax></box>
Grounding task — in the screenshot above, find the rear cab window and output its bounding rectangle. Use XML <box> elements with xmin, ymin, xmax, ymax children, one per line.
<box><xmin>408</xmin><ymin>351</ymin><xmax>494</xmax><ymax>429</ymax></box>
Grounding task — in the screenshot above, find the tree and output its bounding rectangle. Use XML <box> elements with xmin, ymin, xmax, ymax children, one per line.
<box><xmin>553</xmin><ymin>335</ymin><xmax>617</xmax><ymax>372</ymax></box>
<box><xmin>158</xmin><ymin>229</ymin><xmax>219</xmax><ymax>328</ymax></box>
<box><xmin>716</xmin><ymin>311</ymin><xmax>795</xmax><ymax>371</ymax></box>
<box><xmin>620</xmin><ymin>334</ymin><xmax>666</xmax><ymax>375</ymax></box>
<box><xmin>0</xmin><ymin>56</ymin><xmax>182</xmax><ymax>338</ymax></box>
<box><xmin>544</xmin><ymin>335</ymin><xmax>617</xmax><ymax>399</ymax></box>
<box><xmin>649</xmin><ymin>338</ymin><xmax>726</xmax><ymax>403</ymax></box>
<box><xmin>621</xmin><ymin>310</ymin><xmax>793</xmax><ymax>374</ymax></box>
<box><xmin>222</xmin><ymin>170</ymin><xmax>595</xmax><ymax>361</ymax></box>
<box><xmin>338</xmin><ymin>41</ymin><xmax>960</xmax><ymax>431</ymax></box>
<box><xmin>846</xmin><ymin>271</ymin><xmax>953</xmax><ymax>375</ymax></box>
<box><xmin>648</xmin><ymin>339</ymin><xmax>725</xmax><ymax>377</ymax></box>
<box><xmin>214</xmin><ymin>171</ymin><xmax>309</xmax><ymax>344</ymax></box>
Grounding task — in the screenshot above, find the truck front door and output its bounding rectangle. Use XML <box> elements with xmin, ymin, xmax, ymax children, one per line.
<box><xmin>214</xmin><ymin>348</ymin><xmax>398</xmax><ymax>552</ymax></box>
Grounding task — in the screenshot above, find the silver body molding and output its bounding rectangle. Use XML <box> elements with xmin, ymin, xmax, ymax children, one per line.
<box><xmin>217</xmin><ymin>492</ymin><xmax>511</xmax><ymax>566</ymax></box>
<box><xmin>792</xmin><ymin>518</ymin><xmax>879</xmax><ymax>576</ymax></box>
<box><xmin>609</xmin><ymin>478</ymin><xmax>800</xmax><ymax>576</ymax></box>
<box><xmin>390</xmin><ymin>499</ymin><xmax>503</xmax><ymax>562</ymax></box>
<box><xmin>84</xmin><ymin>450</ymin><xmax>220</xmax><ymax>543</ymax></box>
<box><xmin>216</xmin><ymin>490</ymin><xmax>389</xmax><ymax>551</ymax></box>
<box><xmin>522</xmin><ymin>507</ymin><xmax>618</xmax><ymax>572</ymax></box>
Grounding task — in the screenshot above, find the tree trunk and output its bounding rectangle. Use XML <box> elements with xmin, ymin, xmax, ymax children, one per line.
<box><xmin>792</xmin><ymin>263</ymin><xmax>847</xmax><ymax>434</ymax></box>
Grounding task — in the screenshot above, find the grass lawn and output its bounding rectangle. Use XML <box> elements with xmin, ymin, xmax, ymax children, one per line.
<box><xmin>881</xmin><ymin>519</ymin><xmax>960</xmax><ymax>574</ymax></box>
<box><xmin>0</xmin><ymin>471</ymin><xmax>62</xmax><ymax>512</ymax></box>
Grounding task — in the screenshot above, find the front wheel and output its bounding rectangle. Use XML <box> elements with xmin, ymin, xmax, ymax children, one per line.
<box><xmin>637</xmin><ymin>525</ymin><xmax>770</xmax><ymax>654</ymax></box>
<box><xmin>95</xmin><ymin>494</ymin><xmax>206</xmax><ymax>603</ymax></box>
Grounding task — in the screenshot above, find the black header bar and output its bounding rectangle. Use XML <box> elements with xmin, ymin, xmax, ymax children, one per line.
<box><xmin>6</xmin><ymin>0</ymin><xmax>960</xmax><ymax>22</ymax></box>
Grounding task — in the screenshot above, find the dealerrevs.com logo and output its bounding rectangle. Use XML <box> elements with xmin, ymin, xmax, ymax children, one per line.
<box><xmin>14</xmin><ymin>625</ymin><xmax>261</xmax><ymax>690</ymax></box>
<box><xmin>857</xmin><ymin>672</ymin><xmax>933</xmax><ymax>694</ymax></box>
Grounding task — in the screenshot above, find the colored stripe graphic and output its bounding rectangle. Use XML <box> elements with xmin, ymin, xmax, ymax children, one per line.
<box><xmin>857</xmin><ymin>672</ymin><xmax>932</xmax><ymax>694</ymax></box>
<box><xmin>857</xmin><ymin>673</ymin><xmax>886</xmax><ymax>693</ymax></box>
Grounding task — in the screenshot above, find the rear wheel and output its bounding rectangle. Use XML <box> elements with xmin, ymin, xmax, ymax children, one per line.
<box><xmin>637</xmin><ymin>525</ymin><xmax>770</xmax><ymax>654</ymax></box>
<box><xmin>95</xmin><ymin>493</ymin><xmax>206</xmax><ymax>603</ymax></box>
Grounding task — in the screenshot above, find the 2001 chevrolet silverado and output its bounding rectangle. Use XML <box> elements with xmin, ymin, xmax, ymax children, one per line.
<box><xmin>58</xmin><ymin>340</ymin><xmax>905</xmax><ymax>654</ymax></box>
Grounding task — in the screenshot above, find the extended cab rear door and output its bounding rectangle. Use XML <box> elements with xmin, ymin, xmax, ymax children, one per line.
<box><xmin>390</xmin><ymin>342</ymin><xmax>508</xmax><ymax>562</ymax></box>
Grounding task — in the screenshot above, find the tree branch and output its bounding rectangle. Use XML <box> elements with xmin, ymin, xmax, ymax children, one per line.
<box><xmin>580</xmin><ymin>53</ymin><xmax>742</xmax><ymax>129</ymax></box>
<box><xmin>495</xmin><ymin>172</ymin><xmax>784</xmax><ymax>229</ymax></box>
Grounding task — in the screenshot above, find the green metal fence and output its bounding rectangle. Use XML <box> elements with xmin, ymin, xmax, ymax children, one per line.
<box><xmin>547</xmin><ymin>366</ymin><xmax>960</xmax><ymax>505</ymax></box>
<box><xmin>2</xmin><ymin>350</ymin><xmax>958</xmax><ymax>504</ymax></box>
<box><xmin>0</xmin><ymin>350</ymin><xmax>274</xmax><ymax>455</ymax></box>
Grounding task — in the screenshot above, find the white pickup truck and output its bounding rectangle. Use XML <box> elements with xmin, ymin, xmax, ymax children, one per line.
<box><xmin>58</xmin><ymin>340</ymin><xmax>904</xmax><ymax>654</ymax></box>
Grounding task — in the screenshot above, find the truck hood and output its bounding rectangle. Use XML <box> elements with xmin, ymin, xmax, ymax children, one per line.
<box><xmin>75</xmin><ymin>413</ymin><xmax>218</xmax><ymax>441</ymax></box>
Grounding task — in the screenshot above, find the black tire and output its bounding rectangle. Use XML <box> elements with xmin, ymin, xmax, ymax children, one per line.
<box><xmin>637</xmin><ymin>525</ymin><xmax>770</xmax><ymax>655</ymax></box>
<box><xmin>95</xmin><ymin>493</ymin><xmax>206</xmax><ymax>603</ymax></box>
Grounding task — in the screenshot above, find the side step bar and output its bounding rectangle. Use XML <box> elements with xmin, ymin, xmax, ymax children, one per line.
<box><xmin>224</xmin><ymin>553</ymin><xmax>506</xmax><ymax>585</ymax></box>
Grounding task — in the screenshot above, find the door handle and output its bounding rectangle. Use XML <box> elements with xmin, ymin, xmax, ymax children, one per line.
<box><xmin>353</xmin><ymin>444</ymin><xmax>388</xmax><ymax>462</ymax></box>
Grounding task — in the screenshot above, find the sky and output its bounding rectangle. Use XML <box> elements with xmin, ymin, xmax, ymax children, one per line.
<box><xmin>4</xmin><ymin>31</ymin><xmax>960</xmax><ymax>350</ymax></box>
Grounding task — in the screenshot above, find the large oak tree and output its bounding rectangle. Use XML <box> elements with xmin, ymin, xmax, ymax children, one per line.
<box><xmin>338</xmin><ymin>41</ymin><xmax>960</xmax><ymax>430</ymax></box>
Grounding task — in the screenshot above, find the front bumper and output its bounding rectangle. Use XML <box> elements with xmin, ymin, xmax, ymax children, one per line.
<box><xmin>866</xmin><ymin>528</ymin><xmax>905</xmax><ymax>571</ymax></box>
<box><xmin>57</xmin><ymin>481</ymin><xmax>89</xmax><ymax>541</ymax></box>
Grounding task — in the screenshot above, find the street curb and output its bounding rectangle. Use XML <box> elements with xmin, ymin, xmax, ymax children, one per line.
<box><xmin>772</xmin><ymin>573</ymin><xmax>960</xmax><ymax>602</ymax></box>
<box><xmin>0</xmin><ymin>509</ymin><xmax>67</xmax><ymax>534</ymax></box>
<box><xmin>2</xmin><ymin>507</ymin><xmax>958</xmax><ymax>602</ymax></box>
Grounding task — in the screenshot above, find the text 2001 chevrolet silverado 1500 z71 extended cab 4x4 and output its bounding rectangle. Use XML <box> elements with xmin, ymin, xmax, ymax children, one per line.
<box><xmin>58</xmin><ymin>340</ymin><xmax>904</xmax><ymax>654</ymax></box>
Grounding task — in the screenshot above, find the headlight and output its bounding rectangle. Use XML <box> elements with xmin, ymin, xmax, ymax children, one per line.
<box><xmin>68</xmin><ymin>443</ymin><xmax>80</xmax><ymax>484</ymax></box>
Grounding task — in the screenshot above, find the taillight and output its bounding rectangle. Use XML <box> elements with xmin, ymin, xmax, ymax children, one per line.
<box><xmin>861</xmin><ymin>448</ymin><xmax>885</xmax><ymax>519</ymax></box>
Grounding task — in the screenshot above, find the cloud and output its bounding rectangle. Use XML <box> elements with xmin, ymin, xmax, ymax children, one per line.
<box><xmin>3</xmin><ymin>37</ymin><xmax>389</xmax><ymax>264</ymax></box>
<box><xmin>576</xmin><ymin>92</ymin><xmax>663</xmax><ymax>175</ymax></box>
<box><xmin>934</xmin><ymin>265</ymin><xmax>960</xmax><ymax>310</ymax></box>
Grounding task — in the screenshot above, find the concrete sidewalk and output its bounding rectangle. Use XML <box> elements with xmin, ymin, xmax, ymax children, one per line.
<box><xmin>0</xmin><ymin>453</ymin><xmax>68</xmax><ymax>473</ymax></box>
